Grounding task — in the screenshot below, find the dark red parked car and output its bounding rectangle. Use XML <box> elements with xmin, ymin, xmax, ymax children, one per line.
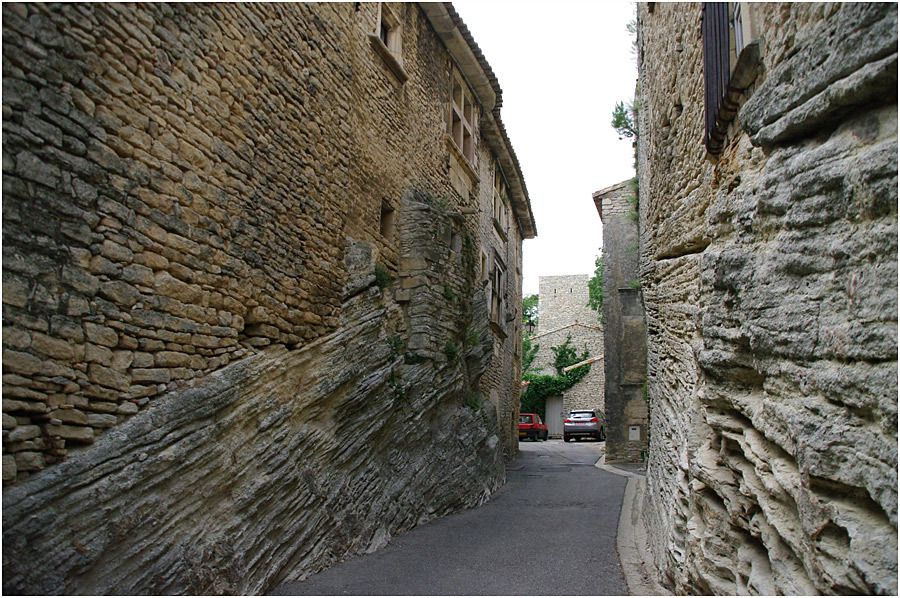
<box><xmin>519</xmin><ymin>413</ymin><xmax>549</xmax><ymax>441</ymax></box>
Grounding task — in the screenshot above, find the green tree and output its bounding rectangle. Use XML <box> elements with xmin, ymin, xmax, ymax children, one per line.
<box><xmin>611</xmin><ymin>101</ymin><xmax>637</xmax><ymax>140</ymax></box>
<box><xmin>587</xmin><ymin>254</ymin><xmax>604</xmax><ymax>322</ymax></box>
<box><xmin>522</xmin><ymin>293</ymin><xmax>538</xmax><ymax>327</ymax></box>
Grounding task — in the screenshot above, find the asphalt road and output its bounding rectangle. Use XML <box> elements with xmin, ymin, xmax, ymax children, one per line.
<box><xmin>272</xmin><ymin>439</ymin><xmax>629</xmax><ymax>595</ymax></box>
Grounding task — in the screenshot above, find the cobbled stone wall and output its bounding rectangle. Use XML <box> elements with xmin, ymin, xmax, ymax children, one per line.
<box><xmin>2</xmin><ymin>2</ymin><xmax>533</xmax><ymax>593</ymax></box>
<box><xmin>636</xmin><ymin>2</ymin><xmax>897</xmax><ymax>594</ymax></box>
<box><xmin>533</xmin><ymin>275</ymin><xmax>604</xmax><ymax>418</ymax></box>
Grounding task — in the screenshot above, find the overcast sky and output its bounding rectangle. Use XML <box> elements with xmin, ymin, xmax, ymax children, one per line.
<box><xmin>453</xmin><ymin>0</ymin><xmax>638</xmax><ymax>296</ymax></box>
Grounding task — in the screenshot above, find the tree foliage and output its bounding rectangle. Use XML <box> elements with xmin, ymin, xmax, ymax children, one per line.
<box><xmin>522</xmin><ymin>293</ymin><xmax>538</xmax><ymax>326</ymax></box>
<box><xmin>521</xmin><ymin>335</ymin><xmax>590</xmax><ymax>418</ymax></box>
<box><xmin>611</xmin><ymin>101</ymin><xmax>637</xmax><ymax>140</ymax></box>
<box><xmin>587</xmin><ymin>254</ymin><xmax>604</xmax><ymax>322</ymax></box>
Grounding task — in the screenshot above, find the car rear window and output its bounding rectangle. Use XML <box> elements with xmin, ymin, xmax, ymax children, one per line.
<box><xmin>519</xmin><ymin>415</ymin><xmax>533</xmax><ymax>423</ymax></box>
<box><xmin>570</xmin><ymin>411</ymin><xmax>595</xmax><ymax>419</ymax></box>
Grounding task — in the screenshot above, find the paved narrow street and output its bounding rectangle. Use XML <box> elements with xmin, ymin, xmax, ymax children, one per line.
<box><xmin>272</xmin><ymin>440</ymin><xmax>629</xmax><ymax>595</ymax></box>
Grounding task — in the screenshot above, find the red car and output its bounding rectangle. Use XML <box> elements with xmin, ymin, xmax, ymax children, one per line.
<box><xmin>519</xmin><ymin>413</ymin><xmax>549</xmax><ymax>441</ymax></box>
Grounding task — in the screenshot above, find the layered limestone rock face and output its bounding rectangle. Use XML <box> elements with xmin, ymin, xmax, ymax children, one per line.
<box><xmin>637</xmin><ymin>3</ymin><xmax>897</xmax><ymax>594</ymax></box>
<box><xmin>3</xmin><ymin>193</ymin><xmax>504</xmax><ymax>595</ymax></box>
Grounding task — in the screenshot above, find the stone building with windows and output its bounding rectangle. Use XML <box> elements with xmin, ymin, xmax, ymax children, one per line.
<box><xmin>1</xmin><ymin>3</ymin><xmax>535</xmax><ymax>594</ymax></box>
<box><xmin>635</xmin><ymin>2</ymin><xmax>897</xmax><ymax>594</ymax></box>
<box><xmin>530</xmin><ymin>274</ymin><xmax>604</xmax><ymax>437</ymax></box>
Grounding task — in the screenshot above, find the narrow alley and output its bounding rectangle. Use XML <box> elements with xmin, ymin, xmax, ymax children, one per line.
<box><xmin>272</xmin><ymin>441</ymin><xmax>628</xmax><ymax>596</ymax></box>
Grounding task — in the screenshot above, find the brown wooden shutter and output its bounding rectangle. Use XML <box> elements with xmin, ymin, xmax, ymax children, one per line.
<box><xmin>702</xmin><ymin>3</ymin><xmax>731</xmax><ymax>154</ymax></box>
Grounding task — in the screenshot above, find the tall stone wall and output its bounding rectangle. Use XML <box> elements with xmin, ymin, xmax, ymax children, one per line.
<box><xmin>532</xmin><ymin>275</ymin><xmax>604</xmax><ymax>417</ymax></box>
<box><xmin>636</xmin><ymin>2</ymin><xmax>897</xmax><ymax>594</ymax></box>
<box><xmin>2</xmin><ymin>2</ymin><xmax>532</xmax><ymax>593</ymax></box>
<box><xmin>594</xmin><ymin>182</ymin><xmax>648</xmax><ymax>463</ymax></box>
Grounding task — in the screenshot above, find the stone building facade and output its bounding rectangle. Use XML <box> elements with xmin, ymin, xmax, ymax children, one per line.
<box><xmin>636</xmin><ymin>2</ymin><xmax>897</xmax><ymax>594</ymax></box>
<box><xmin>592</xmin><ymin>182</ymin><xmax>648</xmax><ymax>463</ymax></box>
<box><xmin>1</xmin><ymin>3</ymin><xmax>535</xmax><ymax>593</ymax></box>
<box><xmin>531</xmin><ymin>274</ymin><xmax>604</xmax><ymax>431</ymax></box>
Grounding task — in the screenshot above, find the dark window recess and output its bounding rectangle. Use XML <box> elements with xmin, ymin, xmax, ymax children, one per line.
<box><xmin>380</xmin><ymin>22</ymin><xmax>390</xmax><ymax>46</ymax></box>
<box><xmin>380</xmin><ymin>202</ymin><xmax>395</xmax><ymax>239</ymax></box>
<box><xmin>702</xmin><ymin>3</ymin><xmax>732</xmax><ymax>154</ymax></box>
<box><xmin>702</xmin><ymin>3</ymin><xmax>761</xmax><ymax>155</ymax></box>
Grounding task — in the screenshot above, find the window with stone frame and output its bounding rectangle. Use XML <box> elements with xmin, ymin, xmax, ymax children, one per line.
<box><xmin>449</xmin><ymin>69</ymin><xmax>478</xmax><ymax>167</ymax></box>
<box><xmin>376</xmin><ymin>3</ymin><xmax>401</xmax><ymax>58</ymax></box>
<box><xmin>492</xmin><ymin>164</ymin><xmax>510</xmax><ymax>241</ymax></box>
<box><xmin>369</xmin><ymin>3</ymin><xmax>407</xmax><ymax>83</ymax></box>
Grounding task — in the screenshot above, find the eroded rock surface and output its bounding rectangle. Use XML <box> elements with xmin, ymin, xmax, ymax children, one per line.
<box><xmin>637</xmin><ymin>3</ymin><xmax>897</xmax><ymax>594</ymax></box>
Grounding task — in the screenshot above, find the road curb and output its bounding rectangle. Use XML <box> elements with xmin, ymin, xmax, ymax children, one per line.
<box><xmin>595</xmin><ymin>458</ymin><xmax>668</xmax><ymax>596</ymax></box>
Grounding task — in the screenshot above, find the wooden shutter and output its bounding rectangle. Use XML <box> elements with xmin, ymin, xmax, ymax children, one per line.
<box><xmin>702</xmin><ymin>3</ymin><xmax>731</xmax><ymax>154</ymax></box>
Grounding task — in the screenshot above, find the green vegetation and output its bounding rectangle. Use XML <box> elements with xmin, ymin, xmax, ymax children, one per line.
<box><xmin>386</xmin><ymin>334</ymin><xmax>405</xmax><ymax>357</ymax></box>
<box><xmin>522</xmin><ymin>293</ymin><xmax>538</xmax><ymax>327</ymax></box>
<box><xmin>628</xmin><ymin>278</ymin><xmax>641</xmax><ymax>290</ymax></box>
<box><xmin>442</xmin><ymin>284</ymin><xmax>457</xmax><ymax>302</ymax></box>
<box><xmin>522</xmin><ymin>334</ymin><xmax>539</xmax><ymax>374</ymax></box>
<box><xmin>611</xmin><ymin>101</ymin><xmax>637</xmax><ymax>140</ymax></box>
<box><xmin>464</xmin><ymin>391</ymin><xmax>483</xmax><ymax>411</ymax></box>
<box><xmin>520</xmin><ymin>335</ymin><xmax>591</xmax><ymax>418</ymax></box>
<box><xmin>587</xmin><ymin>254</ymin><xmax>604</xmax><ymax>322</ymax></box>
<box><xmin>443</xmin><ymin>341</ymin><xmax>459</xmax><ymax>362</ymax></box>
<box><xmin>374</xmin><ymin>263</ymin><xmax>392</xmax><ymax>289</ymax></box>
<box><xmin>462</xmin><ymin>325</ymin><xmax>480</xmax><ymax>351</ymax></box>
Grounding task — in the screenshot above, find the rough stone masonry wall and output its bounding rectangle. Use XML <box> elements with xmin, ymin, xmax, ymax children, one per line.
<box><xmin>597</xmin><ymin>182</ymin><xmax>648</xmax><ymax>463</ymax></box>
<box><xmin>533</xmin><ymin>274</ymin><xmax>604</xmax><ymax>416</ymax></box>
<box><xmin>637</xmin><ymin>2</ymin><xmax>897</xmax><ymax>594</ymax></box>
<box><xmin>2</xmin><ymin>2</ymin><xmax>520</xmax><ymax>593</ymax></box>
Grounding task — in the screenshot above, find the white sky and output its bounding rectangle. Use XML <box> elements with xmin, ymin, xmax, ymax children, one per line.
<box><xmin>453</xmin><ymin>0</ymin><xmax>638</xmax><ymax>296</ymax></box>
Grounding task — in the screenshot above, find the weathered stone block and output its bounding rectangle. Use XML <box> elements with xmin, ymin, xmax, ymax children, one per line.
<box><xmin>46</xmin><ymin>424</ymin><xmax>94</xmax><ymax>443</ymax></box>
<box><xmin>49</xmin><ymin>409</ymin><xmax>88</xmax><ymax>425</ymax></box>
<box><xmin>14</xmin><ymin>450</ymin><xmax>45</xmax><ymax>471</ymax></box>
<box><xmin>99</xmin><ymin>280</ymin><xmax>142</xmax><ymax>306</ymax></box>
<box><xmin>154</xmin><ymin>351</ymin><xmax>191</xmax><ymax>367</ymax></box>
<box><xmin>131</xmin><ymin>368</ymin><xmax>171</xmax><ymax>384</ymax></box>
<box><xmin>84</xmin><ymin>322</ymin><xmax>118</xmax><ymax>348</ymax></box>
<box><xmin>2</xmin><ymin>454</ymin><xmax>17</xmax><ymax>481</ymax></box>
<box><xmin>85</xmin><ymin>343</ymin><xmax>113</xmax><ymax>365</ymax></box>
<box><xmin>88</xmin><ymin>364</ymin><xmax>130</xmax><ymax>391</ymax></box>
<box><xmin>117</xmin><ymin>401</ymin><xmax>139</xmax><ymax>415</ymax></box>
<box><xmin>86</xmin><ymin>413</ymin><xmax>118</xmax><ymax>428</ymax></box>
<box><xmin>7</xmin><ymin>425</ymin><xmax>41</xmax><ymax>443</ymax></box>
<box><xmin>30</xmin><ymin>333</ymin><xmax>75</xmax><ymax>361</ymax></box>
<box><xmin>2</xmin><ymin>275</ymin><xmax>30</xmax><ymax>308</ymax></box>
<box><xmin>2</xmin><ymin>350</ymin><xmax>43</xmax><ymax>376</ymax></box>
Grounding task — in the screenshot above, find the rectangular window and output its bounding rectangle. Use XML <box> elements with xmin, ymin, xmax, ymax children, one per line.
<box><xmin>376</xmin><ymin>3</ymin><xmax>401</xmax><ymax>58</ymax></box>
<box><xmin>449</xmin><ymin>69</ymin><xmax>478</xmax><ymax>167</ymax></box>
<box><xmin>490</xmin><ymin>254</ymin><xmax>507</xmax><ymax>326</ymax></box>
<box><xmin>492</xmin><ymin>165</ymin><xmax>510</xmax><ymax>239</ymax></box>
<box><xmin>369</xmin><ymin>3</ymin><xmax>407</xmax><ymax>83</ymax></box>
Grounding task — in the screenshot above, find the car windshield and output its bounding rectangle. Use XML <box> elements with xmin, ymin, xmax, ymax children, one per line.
<box><xmin>519</xmin><ymin>415</ymin><xmax>533</xmax><ymax>423</ymax></box>
<box><xmin>570</xmin><ymin>411</ymin><xmax>595</xmax><ymax>419</ymax></box>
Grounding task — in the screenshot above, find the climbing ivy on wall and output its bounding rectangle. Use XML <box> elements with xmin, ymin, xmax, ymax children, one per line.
<box><xmin>520</xmin><ymin>336</ymin><xmax>590</xmax><ymax>418</ymax></box>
